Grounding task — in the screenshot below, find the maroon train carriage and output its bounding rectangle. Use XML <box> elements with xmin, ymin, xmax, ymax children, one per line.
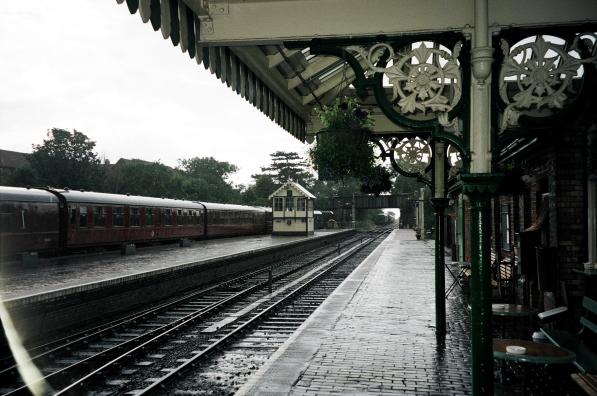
<box><xmin>202</xmin><ymin>202</ymin><xmax>268</xmax><ymax>238</ymax></box>
<box><xmin>55</xmin><ymin>189</ymin><xmax>207</xmax><ymax>249</ymax></box>
<box><xmin>0</xmin><ymin>186</ymin><xmax>61</xmax><ymax>257</ymax></box>
<box><xmin>0</xmin><ymin>186</ymin><xmax>271</xmax><ymax>258</ymax></box>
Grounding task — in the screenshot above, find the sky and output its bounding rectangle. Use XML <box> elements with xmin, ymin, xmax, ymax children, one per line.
<box><xmin>0</xmin><ymin>1</ymin><xmax>308</xmax><ymax>185</ymax></box>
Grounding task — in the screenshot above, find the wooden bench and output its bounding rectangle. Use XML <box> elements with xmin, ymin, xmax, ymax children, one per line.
<box><xmin>541</xmin><ymin>296</ymin><xmax>597</xmax><ymax>374</ymax></box>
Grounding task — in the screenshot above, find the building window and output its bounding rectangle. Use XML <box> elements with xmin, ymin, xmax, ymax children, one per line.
<box><xmin>297</xmin><ymin>198</ymin><xmax>306</xmax><ymax>211</ymax></box>
<box><xmin>94</xmin><ymin>207</ymin><xmax>106</xmax><ymax>227</ymax></box>
<box><xmin>131</xmin><ymin>207</ymin><xmax>140</xmax><ymax>227</ymax></box>
<box><xmin>274</xmin><ymin>197</ymin><xmax>284</xmax><ymax>211</ymax></box>
<box><xmin>308</xmin><ymin>200</ymin><xmax>313</xmax><ymax>212</ymax></box>
<box><xmin>113</xmin><ymin>207</ymin><xmax>124</xmax><ymax>227</ymax></box>
<box><xmin>285</xmin><ymin>197</ymin><xmax>294</xmax><ymax>211</ymax></box>
<box><xmin>165</xmin><ymin>209</ymin><xmax>172</xmax><ymax>226</ymax></box>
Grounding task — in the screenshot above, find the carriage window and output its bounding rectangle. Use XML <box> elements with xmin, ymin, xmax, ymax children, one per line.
<box><xmin>164</xmin><ymin>209</ymin><xmax>172</xmax><ymax>226</ymax></box>
<box><xmin>79</xmin><ymin>207</ymin><xmax>88</xmax><ymax>228</ymax></box>
<box><xmin>189</xmin><ymin>210</ymin><xmax>196</xmax><ymax>225</ymax></box>
<box><xmin>113</xmin><ymin>207</ymin><xmax>124</xmax><ymax>227</ymax></box>
<box><xmin>285</xmin><ymin>197</ymin><xmax>294</xmax><ymax>211</ymax></box>
<box><xmin>70</xmin><ymin>207</ymin><xmax>77</xmax><ymax>225</ymax></box>
<box><xmin>297</xmin><ymin>198</ymin><xmax>306</xmax><ymax>211</ymax></box>
<box><xmin>177</xmin><ymin>209</ymin><xmax>183</xmax><ymax>226</ymax></box>
<box><xmin>131</xmin><ymin>207</ymin><xmax>140</xmax><ymax>227</ymax></box>
<box><xmin>94</xmin><ymin>207</ymin><xmax>106</xmax><ymax>227</ymax></box>
<box><xmin>274</xmin><ymin>197</ymin><xmax>283</xmax><ymax>211</ymax></box>
<box><xmin>146</xmin><ymin>208</ymin><xmax>154</xmax><ymax>226</ymax></box>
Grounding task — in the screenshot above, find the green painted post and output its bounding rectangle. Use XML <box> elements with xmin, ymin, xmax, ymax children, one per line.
<box><xmin>462</xmin><ymin>173</ymin><xmax>501</xmax><ymax>396</ymax></box>
<box><xmin>431</xmin><ymin>198</ymin><xmax>448</xmax><ymax>336</ymax></box>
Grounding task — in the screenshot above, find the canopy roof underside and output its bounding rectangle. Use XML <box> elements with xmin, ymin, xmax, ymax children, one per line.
<box><xmin>115</xmin><ymin>0</ymin><xmax>597</xmax><ymax>142</ymax></box>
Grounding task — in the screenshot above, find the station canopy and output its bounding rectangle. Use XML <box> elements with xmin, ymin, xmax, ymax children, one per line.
<box><xmin>115</xmin><ymin>0</ymin><xmax>596</xmax><ymax>143</ymax></box>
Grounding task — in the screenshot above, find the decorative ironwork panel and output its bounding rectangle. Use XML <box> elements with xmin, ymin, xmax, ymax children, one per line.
<box><xmin>498</xmin><ymin>32</ymin><xmax>597</xmax><ymax>131</ymax></box>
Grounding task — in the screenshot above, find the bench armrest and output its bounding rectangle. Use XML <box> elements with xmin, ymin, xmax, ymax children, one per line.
<box><xmin>538</xmin><ymin>306</ymin><xmax>568</xmax><ymax>321</ymax></box>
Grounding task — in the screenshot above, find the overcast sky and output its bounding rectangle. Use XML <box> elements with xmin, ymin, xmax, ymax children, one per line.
<box><xmin>0</xmin><ymin>1</ymin><xmax>308</xmax><ymax>185</ymax></box>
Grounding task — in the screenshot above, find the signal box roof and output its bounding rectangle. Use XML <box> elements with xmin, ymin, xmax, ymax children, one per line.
<box><xmin>268</xmin><ymin>180</ymin><xmax>315</xmax><ymax>200</ymax></box>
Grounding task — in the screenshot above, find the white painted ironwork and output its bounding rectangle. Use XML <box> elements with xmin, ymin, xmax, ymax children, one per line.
<box><xmin>393</xmin><ymin>137</ymin><xmax>432</xmax><ymax>174</ymax></box>
<box><xmin>499</xmin><ymin>34</ymin><xmax>597</xmax><ymax>130</ymax></box>
<box><xmin>348</xmin><ymin>42</ymin><xmax>462</xmax><ymax>118</ymax></box>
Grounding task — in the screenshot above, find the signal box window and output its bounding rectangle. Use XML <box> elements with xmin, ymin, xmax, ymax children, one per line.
<box><xmin>131</xmin><ymin>207</ymin><xmax>140</xmax><ymax>227</ymax></box>
<box><xmin>165</xmin><ymin>209</ymin><xmax>172</xmax><ymax>226</ymax></box>
<box><xmin>285</xmin><ymin>197</ymin><xmax>294</xmax><ymax>211</ymax></box>
<box><xmin>146</xmin><ymin>208</ymin><xmax>154</xmax><ymax>226</ymax></box>
<box><xmin>79</xmin><ymin>207</ymin><xmax>88</xmax><ymax>228</ymax></box>
<box><xmin>94</xmin><ymin>207</ymin><xmax>106</xmax><ymax>227</ymax></box>
<box><xmin>113</xmin><ymin>207</ymin><xmax>124</xmax><ymax>227</ymax></box>
<box><xmin>274</xmin><ymin>197</ymin><xmax>283</xmax><ymax>211</ymax></box>
<box><xmin>297</xmin><ymin>198</ymin><xmax>306</xmax><ymax>211</ymax></box>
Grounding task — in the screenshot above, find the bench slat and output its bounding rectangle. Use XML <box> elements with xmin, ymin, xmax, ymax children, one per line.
<box><xmin>583</xmin><ymin>296</ymin><xmax>597</xmax><ymax>315</ymax></box>
<box><xmin>541</xmin><ymin>328</ymin><xmax>597</xmax><ymax>373</ymax></box>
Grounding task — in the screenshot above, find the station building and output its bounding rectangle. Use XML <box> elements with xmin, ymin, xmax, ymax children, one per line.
<box><xmin>269</xmin><ymin>180</ymin><xmax>315</xmax><ymax>235</ymax></box>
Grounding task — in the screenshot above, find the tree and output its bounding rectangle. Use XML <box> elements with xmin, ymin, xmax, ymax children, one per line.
<box><xmin>241</xmin><ymin>174</ymin><xmax>278</xmax><ymax>206</ymax></box>
<box><xmin>260</xmin><ymin>151</ymin><xmax>313</xmax><ymax>186</ymax></box>
<box><xmin>178</xmin><ymin>157</ymin><xmax>241</xmax><ymax>203</ymax></box>
<box><xmin>29</xmin><ymin>128</ymin><xmax>103</xmax><ymax>190</ymax></box>
<box><xmin>104</xmin><ymin>159</ymin><xmax>184</xmax><ymax>198</ymax></box>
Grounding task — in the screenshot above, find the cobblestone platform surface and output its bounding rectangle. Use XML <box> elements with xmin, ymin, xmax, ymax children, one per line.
<box><xmin>0</xmin><ymin>231</ymin><xmax>342</xmax><ymax>301</ymax></box>
<box><xmin>238</xmin><ymin>229</ymin><xmax>472</xmax><ymax>396</ymax></box>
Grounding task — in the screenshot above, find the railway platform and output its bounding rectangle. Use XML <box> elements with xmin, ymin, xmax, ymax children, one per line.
<box><xmin>0</xmin><ymin>230</ymin><xmax>352</xmax><ymax>345</ymax></box>
<box><xmin>238</xmin><ymin>229</ymin><xmax>473</xmax><ymax>395</ymax></box>
<box><xmin>238</xmin><ymin>229</ymin><xmax>581</xmax><ymax>396</ymax></box>
<box><xmin>0</xmin><ymin>231</ymin><xmax>344</xmax><ymax>301</ymax></box>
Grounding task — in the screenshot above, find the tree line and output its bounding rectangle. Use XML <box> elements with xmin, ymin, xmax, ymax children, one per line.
<box><xmin>1</xmin><ymin>128</ymin><xmax>429</xmax><ymax>227</ymax></box>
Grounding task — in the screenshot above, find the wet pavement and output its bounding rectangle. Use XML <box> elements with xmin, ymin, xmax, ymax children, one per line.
<box><xmin>238</xmin><ymin>229</ymin><xmax>581</xmax><ymax>395</ymax></box>
<box><xmin>0</xmin><ymin>231</ymin><xmax>341</xmax><ymax>301</ymax></box>
<box><xmin>238</xmin><ymin>229</ymin><xmax>472</xmax><ymax>395</ymax></box>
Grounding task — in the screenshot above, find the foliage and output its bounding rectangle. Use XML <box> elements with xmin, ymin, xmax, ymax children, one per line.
<box><xmin>29</xmin><ymin>128</ymin><xmax>104</xmax><ymax>190</ymax></box>
<box><xmin>309</xmin><ymin>98</ymin><xmax>375</xmax><ymax>181</ymax></box>
<box><xmin>241</xmin><ymin>174</ymin><xmax>278</xmax><ymax>207</ymax></box>
<box><xmin>177</xmin><ymin>157</ymin><xmax>242</xmax><ymax>203</ymax></box>
<box><xmin>0</xmin><ymin>167</ymin><xmax>37</xmax><ymax>187</ymax></box>
<box><xmin>360</xmin><ymin>166</ymin><xmax>393</xmax><ymax>196</ymax></box>
<box><xmin>315</xmin><ymin>97</ymin><xmax>374</xmax><ymax>131</ymax></box>
<box><xmin>104</xmin><ymin>159</ymin><xmax>184</xmax><ymax>198</ymax></box>
<box><xmin>260</xmin><ymin>151</ymin><xmax>313</xmax><ymax>186</ymax></box>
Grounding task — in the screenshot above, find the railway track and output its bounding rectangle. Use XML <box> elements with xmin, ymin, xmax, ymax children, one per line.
<box><xmin>1</xmin><ymin>228</ymin><xmax>392</xmax><ymax>395</ymax></box>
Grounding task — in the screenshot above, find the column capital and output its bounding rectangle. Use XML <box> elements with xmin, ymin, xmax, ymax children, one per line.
<box><xmin>460</xmin><ymin>173</ymin><xmax>503</xmax><ymax>197</ymax></box>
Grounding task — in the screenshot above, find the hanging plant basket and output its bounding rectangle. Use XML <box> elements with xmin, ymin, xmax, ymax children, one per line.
<box><xmin>309</xmin><ymin>97</ymin><xmax>376</xmax><ymax>181</ymax></box>
<box><xmin>311</xmin><ymin>128</ymin><xmax>374</xmax><ymax>181</ymax></box>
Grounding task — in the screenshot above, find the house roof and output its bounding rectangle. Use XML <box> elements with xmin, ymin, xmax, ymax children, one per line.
<box><xmin>268</xmin><ymin>180</ymin><xmax>315</xmax><ymax>200</ymax></box>
<box><xmin>0</xmin><ymin>149</ymin><xmax>30</xmax><ymax>169</ymax></box>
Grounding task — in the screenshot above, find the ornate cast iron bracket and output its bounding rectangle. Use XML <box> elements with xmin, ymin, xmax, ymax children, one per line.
<box><xmin>306</xmin><ymin>34</ymin><xmax>472</xmax><ymax>187</ymax></box>
<box><xmin>493</xmin><ymin>26</ymin><xmax>597</xmax><ymax>153</ymax></box>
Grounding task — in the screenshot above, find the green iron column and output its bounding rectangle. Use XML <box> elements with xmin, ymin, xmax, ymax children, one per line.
<box><xmin>462</xmin><ymin>174</ymin><xmax>500</xmax><ymax>396</ymax></box>
<box><xmin>431</xmin><ymin>197</ymin><xmax>448</xmax><ymax>336</ymax></box>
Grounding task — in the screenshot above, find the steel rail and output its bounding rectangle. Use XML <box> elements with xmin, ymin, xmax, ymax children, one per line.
<box><xmin>3</xmin><ymin>232</ymin><xmax>364</xmax><ymax>384</ymax></box>
<box><xmin>138</xmin><ymin>231</ymin><xmax>389</xmax><ymax>395</ymax></box>
<box><xmin>10</xmin><ymin>233</ymin><xmax>367</xmax><ymax>395</ymax></box>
